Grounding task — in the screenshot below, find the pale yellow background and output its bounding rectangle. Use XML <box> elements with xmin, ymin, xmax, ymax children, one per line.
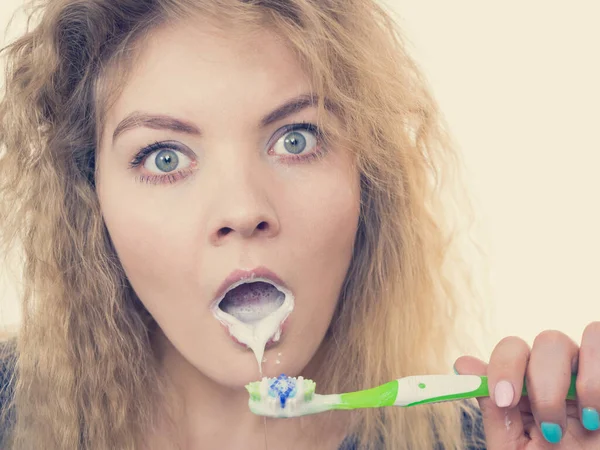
<box><xmin>1</xmin><ymin>1</ymin><xmax>599</xmax><ymax>358</ymax></box>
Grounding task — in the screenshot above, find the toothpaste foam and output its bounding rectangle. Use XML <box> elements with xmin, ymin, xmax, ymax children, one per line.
<box><xmin>212</xmin><ymin>279</ymin><xmax>294</xmax><ymax>372</ymax></box>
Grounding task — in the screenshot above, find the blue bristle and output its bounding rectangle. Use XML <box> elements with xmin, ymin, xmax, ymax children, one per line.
<box><xmin>268</xmin><ymin>374</ymin><xmax>297</xmax><ymax>408</ymax></box>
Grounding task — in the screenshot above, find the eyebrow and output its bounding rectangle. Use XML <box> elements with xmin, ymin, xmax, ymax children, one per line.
<box><xmin>111</xmin><ymin>93</ymin><xmax>322</xmax><ymax>144</ymax></box>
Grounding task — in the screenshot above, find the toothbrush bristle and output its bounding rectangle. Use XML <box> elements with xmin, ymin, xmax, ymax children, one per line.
<box><xmin>245</xmin><ymin>381</ymin><xmax>262</xmax><ymax>401</ymax></box>
<box><xmin>246</xmin><ymin>374</ymin><xmax>317</xmax><ymax>417</ymax></box>
<box><xmin>304</xmin><ymin>378</ymin><xmax>315</xmax><ymax>401</ymax></box>
<box><xmin>268</xmin><ymin>374</ymin><xmax>297</xmax><ymax>408</ymax></box>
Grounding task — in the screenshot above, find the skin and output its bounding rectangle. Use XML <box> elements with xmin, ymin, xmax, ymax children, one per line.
<box><xmin>96</xmin><ymin>20</ymin><xmax>359</xmax><ymax>450</ymax></box>
<box><xmin>92</xmin><ymin>13</ymin><xmax>599</xmax><ymax>450</ymax></box>
<box><xmin>455</xmin><ymin>321</ymin><xmax>600</xmax><ymax>449</ymax></box>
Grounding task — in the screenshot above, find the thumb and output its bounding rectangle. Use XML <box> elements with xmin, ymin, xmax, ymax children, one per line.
<box><xmin>454</xmin><ymin>356</ymin><xmax>527</xmax><ymax>450</ymax></box>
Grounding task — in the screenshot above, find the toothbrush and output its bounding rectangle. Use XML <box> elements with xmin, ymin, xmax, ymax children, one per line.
<box><xmin>245</xmin><ymin>373</ymin><xmax>578</xmax><ymax>418</ymax></box>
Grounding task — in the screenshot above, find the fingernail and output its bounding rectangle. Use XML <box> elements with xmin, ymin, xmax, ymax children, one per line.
<box><xmin>541</xmin><ymin>422</ymin><xmax>562</xmax><ymax>444</ymax></box>
<box><xmin>582</xmin><ymin>408</ymin><xmax>600</xmax><ymax>431</ymax></box>
<box><xmin>494</xmin><ymin>380</ymin><xmax>514</xmax><ymax>408</ymax></box>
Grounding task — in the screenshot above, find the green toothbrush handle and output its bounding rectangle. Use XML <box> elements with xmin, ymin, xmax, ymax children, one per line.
<box><xmin>401</xmin><ymin>374</ymin><xmax>578</xmax><ymax>407</ymax></box>
<box><xmin>336</xmin><ymin>374</ymin><xmax>578</xmax><ymax>410</ymax></box>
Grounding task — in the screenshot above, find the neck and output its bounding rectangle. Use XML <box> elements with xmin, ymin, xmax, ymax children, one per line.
<box><xmin>148</xmin><ymin>331</ymin><xmax>350</xmax><ymax>450</ymax></box>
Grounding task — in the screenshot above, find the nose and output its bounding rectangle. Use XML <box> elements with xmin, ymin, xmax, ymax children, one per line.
<box><xmin>212</xmin><ymin>211</ymin><xmax>277</xmax><ymax>243</ymax></box>
<box><xmin>207</xmin><ymin>162</ymin><xmax>280</xmax><ymax>246</ymax></box>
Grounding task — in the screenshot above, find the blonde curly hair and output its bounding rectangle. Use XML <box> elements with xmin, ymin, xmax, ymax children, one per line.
<box><xmin>0</xmin><ymin>0</ymin><xmax>488</xmax><ymax>448</ymax></box>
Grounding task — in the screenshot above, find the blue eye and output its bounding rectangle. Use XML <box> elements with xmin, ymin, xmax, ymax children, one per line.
<box><xmin>129</xmin><ymin>141</ymin><xmax>193</xmax><ymax>175</ymax></box>
<box><xmin>271</xmin><ymin>125</ymin><xmax>319</xmax><ymax>157</ymax></box>
<box><xmin>143</xmin><ymin>148</ymin><xmax>192</xmax><ymax>174</ymax></box>
<box><xmin>129</xmin><ymin>141</ymin><xmax>197</xmax><ymax>184</ymax></box>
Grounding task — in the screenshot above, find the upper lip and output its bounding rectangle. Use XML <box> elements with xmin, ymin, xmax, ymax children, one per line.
<box><xmin>212</xmin><ymin>266</ymin><xmax>288</xmax><ymax>305</ymax></box>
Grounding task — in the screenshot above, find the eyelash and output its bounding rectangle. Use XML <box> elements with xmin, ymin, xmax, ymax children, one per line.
<box><xmin>128</xmin><ymin>122</ymin><xmax>325</xmax><ymax>185</ymax></box>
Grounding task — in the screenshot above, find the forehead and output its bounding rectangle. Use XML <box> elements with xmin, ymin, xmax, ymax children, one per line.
<box><xmin>103</xmin><ymin>19</ymin><xmax>312</xmax><ymax>132</ymax></box>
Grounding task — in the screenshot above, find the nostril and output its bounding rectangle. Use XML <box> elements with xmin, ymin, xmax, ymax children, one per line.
<box><xmin>218</xmin><ymin>227</ymin><xmax>232</xmax><ymax>238</ymax></box>
<box><xmin>215</xmin><ymin>222</ymin><xmax>271</xmax><ymax>240</ymax></box>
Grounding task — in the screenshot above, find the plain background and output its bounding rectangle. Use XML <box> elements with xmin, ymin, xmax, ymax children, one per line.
<box><xmin>0</xmin><ymin>0</ymin><xmax>598</xmax><ymax>359</ymax></box>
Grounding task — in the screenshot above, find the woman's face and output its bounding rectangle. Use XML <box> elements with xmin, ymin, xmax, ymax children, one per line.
<box><xmin>96</xmin><ymin>20</ymin><xmax>360</xmax><ymax>387</ymax></box>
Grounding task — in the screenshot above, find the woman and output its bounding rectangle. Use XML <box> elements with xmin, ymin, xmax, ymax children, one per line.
<box><xmin>0</xmin><ymin>0</ymin><xmax>597</xmax><ymax>449</ymax></box>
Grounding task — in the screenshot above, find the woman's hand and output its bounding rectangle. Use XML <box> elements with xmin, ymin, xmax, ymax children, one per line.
<box><xmin>455</xmin><ymin>322</ymin><xmax>600</xmax><ymax>449</ymax></box>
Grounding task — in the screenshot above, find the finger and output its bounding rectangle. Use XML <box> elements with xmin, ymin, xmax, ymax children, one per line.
<box><xmin>577</xmin><ymin>321</ymin><xmax>600</xmax><ymax>432</ymax></box>
<box><xmin>527</xmin><ymin>329</ymin><xmax>579</xmax><ymax>444</ymax></box>
<box><xmin>487</xmin><ymin>336</ymin><xmax>530</xmax><ymax>409</ymax></box>
<box><xmin>486</xmin><ymin>337</ymin><xmax>531</xmax><ymax>447</ymax></box>
<box><xmin>455</xmin><ymin>355</ymin><xmax>528</xmax><ymax>449</ymax></box>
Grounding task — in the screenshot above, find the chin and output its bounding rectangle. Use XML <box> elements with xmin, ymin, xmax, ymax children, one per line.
<box><xmin>206</xmin><ymin>343</ymin><xmax>315</xmax><ymax>390</ymax></box>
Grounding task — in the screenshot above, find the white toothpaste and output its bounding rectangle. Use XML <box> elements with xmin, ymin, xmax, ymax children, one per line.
<box><xmin>251</xmin><ymin>377</ymin><xmax>342</xmax><ymax>418</ymax></box>
<box><xmin>212</xmin><ymin>278</ymin><xmax>294</xmax><ymax>372</ymax></box>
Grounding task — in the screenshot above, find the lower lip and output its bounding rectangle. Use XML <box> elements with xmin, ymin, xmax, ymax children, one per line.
<box><xmin>220</xmin><ymin>318</ymin><xmax>290</xmax><ymax>350</ymax></box>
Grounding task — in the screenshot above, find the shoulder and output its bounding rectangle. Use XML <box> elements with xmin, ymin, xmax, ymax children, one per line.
<box><xmin>0</xmin><ymin>340</ymin><xmax>15</xmax><ymax>394</ymax></box>
<box><xmin>0</xmin><ymin>339</ymin><xmax>16</xmax><ymax>437</ymax></box>
<box><xmin>339</xmin><ymin>403</ymin><xmax>487</xmax><ymax>450</ymax></box>
<box><xmin>0</xmin><ymin>339</ymin><xmax>16</xmax><ymax>388</ymax></box>
<box><xmin>460</xmin><ymin>403</ymin><xmax>487</xmax><ymax>449</ymax></box>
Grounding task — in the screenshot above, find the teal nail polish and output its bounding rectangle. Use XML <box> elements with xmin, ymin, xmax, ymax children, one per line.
<box><xmin>582</xmin><ymin>408</ymin><xmax>600</xmax><ymax>431</ymax></box>
<box><xmin>541</xmin><ymin>422</ymin><xmax>562</xmax><ymax>444</ymax></box>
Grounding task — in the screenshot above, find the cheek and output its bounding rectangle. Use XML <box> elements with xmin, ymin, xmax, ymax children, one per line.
<box><xmin>101</xmin><ymin>205</ymin><xmax>202</xmax><ymax>330</ymax></box>
<box><xmin>294</xmin><ymin>164</ymin><xmax>360</xmax><ymax>255</ymax></box>
<box><xmin>97</xmin><ymin>183</ymin><xmax>194</xmax><ymax>296</ymax></box>
<box><xmin>287</xmin><ymin>165</ymin><xmax>360</xmax><ymax>309</ymax></box>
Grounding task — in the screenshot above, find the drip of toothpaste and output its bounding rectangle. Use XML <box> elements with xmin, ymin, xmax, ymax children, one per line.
<box><xmin>212</xmin><ymin>279</ymin><xmax>294</xmax><ymax>372</ymax></box>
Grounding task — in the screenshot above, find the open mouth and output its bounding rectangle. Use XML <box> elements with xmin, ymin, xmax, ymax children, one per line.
<box><xmin>213</xmin><ymin>277</ymin><xmax>295</xmax><ymax>368</ymax></box>
<box><xmin>217</xmin><ymin>280</ymin><xmax>287</xmax><ymax>324</ymax></box>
